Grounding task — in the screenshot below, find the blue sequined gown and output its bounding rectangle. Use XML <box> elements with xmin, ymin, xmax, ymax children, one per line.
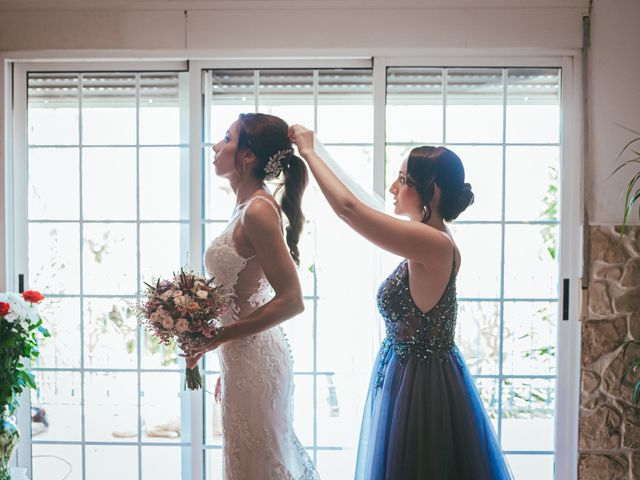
<box><xmin>355</xmin><ymin>254</ymin><xmax>514</xmax><ymax>480</ymax></box>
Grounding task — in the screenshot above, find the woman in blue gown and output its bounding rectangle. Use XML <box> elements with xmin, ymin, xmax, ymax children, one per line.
<box><xmin>289</xmin><ymin>125</ymin><xmax>514</xmax><ymax>480</ymax></box>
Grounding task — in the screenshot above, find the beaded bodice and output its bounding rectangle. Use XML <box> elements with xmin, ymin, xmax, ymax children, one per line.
<box><xmin>376</xmin><ymin>254</ymin><xmax>458</xmax><ymax>369</ymax></box>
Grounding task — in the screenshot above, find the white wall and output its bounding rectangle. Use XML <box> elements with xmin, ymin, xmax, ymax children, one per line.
<box><xmin>589</xmin><ymin>0</ymin><xmax>640</xmax><ymax>225</ymax></box>
<box><xmin>0</xmin><ymin>0</ymin><xmax>586</xmax><ymax>51</ymax></box>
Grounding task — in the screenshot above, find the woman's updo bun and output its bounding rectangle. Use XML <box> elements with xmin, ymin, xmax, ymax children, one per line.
<box><xmin>406</xmin><ymin>147</ymin><xmax>474</xmax><ymax>222</ymax></box>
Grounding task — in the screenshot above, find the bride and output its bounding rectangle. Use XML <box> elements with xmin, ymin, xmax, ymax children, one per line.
<box><xmin>185</xmin><ymin>113</ymin><xmax>319</xmax><ymax>480</ymax></box>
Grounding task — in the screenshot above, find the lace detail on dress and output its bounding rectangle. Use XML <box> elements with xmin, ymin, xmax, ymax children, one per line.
<box><xmin>203</xmin><ymin>194</ymin><xmax>319</xmax><ymax>480</ymax></box>
<box><xmin>204</xmin><ymin>209</ymin><xmax>249</xmax><ymax>324</ymax></box>
<box><xmin>248</xmin><ymin>277</ymin><xmax>275</xmax><ymax>308</ymax></box>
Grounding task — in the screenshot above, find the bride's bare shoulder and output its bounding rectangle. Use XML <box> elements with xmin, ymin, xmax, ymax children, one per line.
<box><xmin>242</xmin><ymin>194</ymin><xmax>281</xmax><ymax>220</ymax></box>
<box><xmin>240</xmin><ymin>194</ymin><xmax>282</xmax><ymax>232</ymax></box>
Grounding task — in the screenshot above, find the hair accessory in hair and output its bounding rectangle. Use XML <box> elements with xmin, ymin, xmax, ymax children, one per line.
<box><xmin>264</xmin><ymin>148</ymin><xmax>293</xmax><ymax>180</ymax></box>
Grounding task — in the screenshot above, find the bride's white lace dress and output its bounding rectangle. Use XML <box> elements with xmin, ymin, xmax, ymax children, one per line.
<box><xmin>204</xmin><ymin>195</ymin><xmax>319</xmax><ymax>480</ymax></box>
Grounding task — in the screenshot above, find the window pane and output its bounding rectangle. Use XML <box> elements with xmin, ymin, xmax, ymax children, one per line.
<box><xmin>85</xmin><ymin>372</ymin><xmax>138</xmax><ymax>442</ymax></box>
<box><xmin>32</xmin><ymin>444</ymin><xmax>82</xmax><ymax>480</ymax></box>
<box><xmin>140</xmin><ymin>147</ymin><xmax>188</xmax><ymax>221</ymax></box>
<box><xmin>318</xmin><ymin>69</ymin><xmax>373</xmax><ymax>143</ymax></box>
<box><xmin>257</xmin><ymin>70</ymin><xmax>314</xmax><ymax>127</ymax></box>
<box><xmin>316</xmin><ymin>371</ymin><xmax>364</xmax><ymax>450</ymax></box>
<box><xmin>504</xmin><ymin>224</ymin><xmax>559</xmax><ymax>299</ymax></box>
<box><xmin>506</xmin><ymin>454</ymin><xmax>554</xmax><ymax>480</ymax></box>
<box><xmin>83</xmin><ymin>223</ymin><xmax>137</xmax><ymax>295</ymax></box>
<box><xmin>446</xmin><ymin>68</ymin><xmax>503</xmax><ymax>143</ymax></box>
<box><xmin>142</xmin><ymin>447</ymin><xmax>182</xmax><ymax>480</ymax></box>
<box><xmin>140</xmin><ymin>223</ymin><xmax>187</xmax><ymax>289</ymax></box>
<box><xmin>82</xmin><ymin>147</ymin><xmax>136</xmax><ymax>220</ymax></box>
<box><xmin>141</xmin><ymin>373</ymin><xmax>182</xmax><ymax>443</ymax></box>
<box><xmin>86</xmin><ymin>445</ymin><xmax>138</xmax><ymax>479</ymax></box>
<box><xmin>28</xmin><ymin>73</ymin><xmax>79</xmax><ymax>146</ymax></box>
<box><xmin>386</xmin><ymin>67</ymin><xmax>443</xmax><ymax>143</ymax></box>
<box><xmin>83</xmin><ymin>298</ymin><xmax>138</xmax><ymax>369</ymax></box>
<box><xmin>316</xmin><ymin>449</ymin><xmax>357</xmax><ymax>480</ymax></box>
<box><xmin>29</xmin><ymin>222</ymin><xmax>80</xmax><ymax>295</ymax></box>
<box><xmin>503</xmin><ymin>302</ymin><xmax>557</xmax><ymax>376</ymax></box>
<box><xmin>31</xmin><ymin>371</ymin><xmax>82</xmax><ymax>441</ymax></box>
<box><xmin>506</xmin><ymin>68</ymin><xmax>560</xmax><ymax>144</ymax></box>
<box><xmin>293</xmin><ymin>374</ymin><xmax>314</xmax><ymax>446</ymax></box>
<box><xmin>82</xmin><ymin>73</ymin><xmax>136</xmax><ymax>145</ymax></box>
<box><xmin>205</xmin><ymin>449</ymin><xmax>224</xmax><ymax>480</ymax></box>
<box><xmin>140</xmin><ymin>73</ymin><xmax>183</xmax><ymax>145</ymax></box>
<box><xmin>502</xmin><ymin>378</ymin><xmax>555</xmax><ymax>451</ymax></box>
<box><xmin>28</xmin><ymin>147</ymin><xmax>80</xmax><ymax>220</ymax></box>
<box><xmin>505</xmin><ymin>146</ymin><xmax>560</xmax><ymax>221</ymax></box>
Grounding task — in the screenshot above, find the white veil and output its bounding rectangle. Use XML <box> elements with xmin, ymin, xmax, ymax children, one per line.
<box><xmin>311</xmin><ymin>137</ymin><xmax>385</xmax><ymax>211</ymax></box>
<box><xmin>294</xmin><ymin>137</ymin><xmax>390</xmax><ymax>463</ymax></box>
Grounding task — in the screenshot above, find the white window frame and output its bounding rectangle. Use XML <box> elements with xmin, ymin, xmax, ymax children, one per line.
<box><xmin>3</xmin><ymin>52</ymin><xmax>582</xmax><ymax>480</ymax></box>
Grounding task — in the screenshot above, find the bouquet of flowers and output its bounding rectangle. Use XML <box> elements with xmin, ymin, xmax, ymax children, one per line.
<box><xmin>138</xmin><ymin>269</ymin><xmax>228</xmax><ymax>390</ymax></box>
<box><xmin>0</xmin><ymin>290</ymin><xmax>49</xmax><ymax>415</ymax></box>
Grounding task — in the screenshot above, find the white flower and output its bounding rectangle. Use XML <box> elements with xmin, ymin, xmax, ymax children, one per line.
<box><xmin>1</xmin><ymin>293</ymin><xmax>30</xmax><ymax>325</ymax></box>
<box><xmin>196</xmin><ymin>290</ymin><xmax>208</xmax><ymax>299</ymax></box>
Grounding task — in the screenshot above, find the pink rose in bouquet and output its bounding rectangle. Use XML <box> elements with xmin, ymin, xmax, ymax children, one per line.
<box><xmin>138</xmin><ymin>269</ymin><xmax>228</xmax><ymax>390</ymax></box>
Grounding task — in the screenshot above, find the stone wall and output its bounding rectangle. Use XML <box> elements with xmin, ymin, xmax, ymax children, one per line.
<box><xmin>579</xmin><ymin>226</ymin><xmax>640</xmax><ymax>480</ymax></box>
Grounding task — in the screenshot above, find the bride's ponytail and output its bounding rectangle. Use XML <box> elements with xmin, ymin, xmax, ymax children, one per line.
<box><xmin>235</xmin><ymin>113</ymin><xmax>309</xmax><ymax>266</ymax></box>
<box><xmin>279</xmin><ymin>155</ymin><xmax>308</xmax><ymax>266</ymax></box>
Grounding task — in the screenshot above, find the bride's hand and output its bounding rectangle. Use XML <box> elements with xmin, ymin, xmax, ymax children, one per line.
<box><xmin>288</xmin><ymin>124</ymin><xmax>315</xmax><ymax>158</ymax></box>
<box><xmin>182</xmin><ymin>333</ymin><xmax>225</xmax><ymax>361</ymax></box>
<box><xmin>184</xmin><ymin>352</ymin><xmax>203</xmax><ymax>369</ymax></box>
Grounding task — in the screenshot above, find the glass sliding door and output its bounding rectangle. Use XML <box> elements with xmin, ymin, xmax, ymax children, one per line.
<box><xmin>386</xmin><ymin>66</ymin><xmax>561</xmax><ymax>480</ymax></box>
<box><xmin>25</xmin><ymin>71</ymin><xmax>190</xmax><ymax>480</ymax></box>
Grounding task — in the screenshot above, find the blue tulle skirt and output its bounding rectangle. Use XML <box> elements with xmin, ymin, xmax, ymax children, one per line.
<box><xmin>355</xmin><ymin>346</ymin><xmax>514</xmax><ymax>480</ymax></box>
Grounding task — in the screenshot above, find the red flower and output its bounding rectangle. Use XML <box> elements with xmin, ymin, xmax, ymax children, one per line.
<box><xmin>22</xmin><ymin>290</ymin><xmax>45</xmax><ymax>303</ymax></box>
<box><xmin>0</xmin><ymin>302</ymin><xmax>9</xmax><ymax>316</ymax></box>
